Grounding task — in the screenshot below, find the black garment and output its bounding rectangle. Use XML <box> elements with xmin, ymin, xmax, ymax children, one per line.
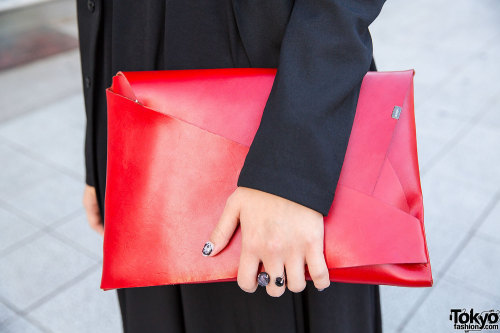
<box><xmin>76</xmin><ymin>0</ymin><xmax>385</xmax><ymax>332</ymax></box>
<box><xmin>117</xmin><ymin>280</ymin><xmax>382</xmax><ymax>333</ymax></box>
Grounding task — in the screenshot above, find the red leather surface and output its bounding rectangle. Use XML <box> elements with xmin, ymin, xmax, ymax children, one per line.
<box><xmin>102</xmin><ymin>68</ymin><xmax>433</xmax><ymax>290</ymax></box>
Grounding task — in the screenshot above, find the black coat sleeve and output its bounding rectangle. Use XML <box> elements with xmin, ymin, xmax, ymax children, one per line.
<box><xmin>237</xmin><ymin>0</ymin><xmax>386</xmax><ymax>216</ymax></box>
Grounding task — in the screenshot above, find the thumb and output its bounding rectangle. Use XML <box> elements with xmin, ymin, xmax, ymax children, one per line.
<box><xmin>202</xmin><ymin>196</ymin><xmax>240</xmax><ymax>257</ymax></box>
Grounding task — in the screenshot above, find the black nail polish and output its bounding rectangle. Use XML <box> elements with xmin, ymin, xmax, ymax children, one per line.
<box><xmin>317</xmin><ymin>288</ymin><xmax>325</xmax><ymax>291</ymax></box>
<box><xmin>275</xmin><ymin>276</ymin><xmax>285</xmax><ymax>287</ymax></box>
<box><xmin>202</xmin><ymin>241</ymin><xmax>214</xmax><ymax>256</ymax></box>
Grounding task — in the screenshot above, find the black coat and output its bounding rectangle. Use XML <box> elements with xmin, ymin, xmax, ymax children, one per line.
<box><xmin>77</xmin><ymin>0</ymin><xmax>385</xmax><ymax>332</ymax></box>
<box><xmin>77</xmin><ymin>0</ymin><xmax>384</xmax><ymax>217</ymax></box>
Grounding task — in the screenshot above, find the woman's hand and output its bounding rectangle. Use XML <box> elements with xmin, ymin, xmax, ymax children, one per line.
<box><xmin>82</xmin><ymin>184</ymin><xmax>104</xmax><ymax>236</ymax></box>
<box><xmin>203</xmin><ymin>186</ymin><xmax>330</xmax><ymax>297</ymax></box>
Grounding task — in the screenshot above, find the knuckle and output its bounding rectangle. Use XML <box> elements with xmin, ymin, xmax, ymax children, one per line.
<box><xmin>315</xmin><ymin>281</ymin><xmax>331</xmax><ymax>290</ymax></box>
<box><xmin>237</xmin><ymin>280</ymin><xmax>256</xmax><ymax>293</ymax></box>
<box><xmin>264</xmin><ymin>238</ymin><xmax>284</xmax><ymax>253</ymax></box>
<box><xmin>304</xmin><ymin>230</ymin><xmax>323</xmax><ymax>246</ymax></box>
<box><xmin>242</xmin><ymin>241</ymin><xmax>259</xmax><ymax>255</ymax></box>
<box><xmin>266</xmin><ymin>288</ymin><xmax>285</xmax><ymax>298</ymax></box>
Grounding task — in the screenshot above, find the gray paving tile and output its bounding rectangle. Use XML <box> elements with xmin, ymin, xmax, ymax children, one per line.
<box><xmin>478</xmin><ymin>98</ymin><xmax>500</xmax><ymax>131</ymax></box>
<box><xmin>0</xmin><ymin>93</ymin><xmax>86</xmax><ymax>142</ymax></box>
<box><xmin>42</xmin><ymin>126</ymin><xmax>85</xmax><ymax>178</ymax></box>
<box><xmin>0</xmin><ymin>301</ymin><xmax>16</xmax><ymax>325</ymax></box>
<box><xmin>28</xmin><ymin>268</ymin><xmax>121</xmax><ymax>333</ymax></box>
<box><xmin>419</xmin><ymin>167</ymin><xmax>493</xmax><ymax>276</ymax></box>
<box><xmin>382</xmin><ymin>319</ymin><xmax>399</xmax><ymax>333</ymax></box>
<box><xmin>446</xmin><ymin>234</ymin><xmax>500</xmax><ymax>299</ymax></box>
<box><xmin>2</xmin><ymin>172</ymin><xmax>84</xmax><ymax>225</ymax></box>
<box><xmin>414</xmin><ymin>110</ymin><xmax>467</xmax><ymax>171</ymax></box>
<box><xmin>0</xmin><ymin>94</ymin><xmax>85</xmax><ymax>136</ymax></box>
<box><xmin>0</xmin><ymin>315</ymin><xmax>44</xmax><ymax>333</ymax></box>
<box><xmin>0</xmin><ymin>233</ymin><xmax>96</xmax><ymax>310</ymax></box>
<box><xmin>415</xmin><ymin>37</ymin><xmax>500</xmax><ymax>125</ymax></box>
<box><xmin>432</xmin><ymin>123</ymin><xmax>500</xmax><ymax>193</ymax></box>
<box><xmin>423</xmin><ymin>214</ymin><xmax>467</xmax><ymax>279</ymax></box>
<box><xmin>478</xmin><ymin>200</ymin><xmax>500</xmax><ymax>242</ymax></box>
<box><xmin>0</xmin><ymin>206</ymin><xmax>40</xmax><ymax>253</ymax></box>
<box><xmin>52</xmin><ymin>212</ymin><xmax>103</xmax><ymax>259</ymax></box>
<box><xmin>19</xmin><ymin>125</ymin><xmax>85</xmax><ymax>179</ymax></box>
<box><xmin>0</xmin><ymin>50</ymin><xmax>81</xmax><ymax>122</ymax></box>
<box><xmin>0</xmin><ymin>144</ymin><xmax>57</xmax><ymax>202</ymax></box>
<box><xmin>41</xmin><ymin>94</ymin><xmax>86</xmax><ymax>131</ymax></box>
<box><xmin>380</xmin><ymin>284</ymin><xmax>429</xmax><ymax>330</ymax></box>
<box><xmin>371</xmin><ymin>0</ymin><xmax>500</xmax><ymax>104</ymax></box>
<box><xmin>421</xmin><ymin>165</ymin><xmax>492</xmax><ymax>229</ymax></box>
<box><xmin>401</xmin><ymin>277</ymin><xmax>499</xmax><ymax>332</ymax></box>
<box><xmin>0</xmin><ymin>94</ymin><xmax>86</xmax><ymax>178</ymax></box>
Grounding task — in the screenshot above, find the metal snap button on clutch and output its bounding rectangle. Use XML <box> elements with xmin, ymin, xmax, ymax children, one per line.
<box><xmin>392</xmin><ymin>106</ymin><xmax>402</xmax><ymax>119</ymax></box>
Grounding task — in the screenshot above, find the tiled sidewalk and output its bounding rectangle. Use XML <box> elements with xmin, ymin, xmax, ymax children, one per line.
<box><xmin>0</xmin><ymin>59</ymin><xmax>122</xmax><ymax>331</ymax></box>
<box><xmin>371</xmin><ymin>0</ymin><xmax>500</xmax><ymax>331</ymax></box>
<box><xmin>0</xmin><ymin>0</ymin><xmax>499</xmax><ymax>332</ymax></box>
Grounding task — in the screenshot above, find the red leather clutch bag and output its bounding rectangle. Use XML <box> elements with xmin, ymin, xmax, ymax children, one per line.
<box><xmin>101</xmin><ymin>68</ymin><xmax>433</xmax><ymax>290</ymax></box>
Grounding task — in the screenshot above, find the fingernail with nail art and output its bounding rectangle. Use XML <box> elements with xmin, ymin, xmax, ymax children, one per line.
<box><xmin>202</xmin><ymin>241</ymin><xmax>214</xmax><ymax>256</ymax></box>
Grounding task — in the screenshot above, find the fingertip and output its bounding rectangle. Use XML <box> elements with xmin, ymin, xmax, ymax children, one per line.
<box><xmin>317</xmin><ymin>283</ymin><xmax>331</xmax><ymax>292</ymax></box>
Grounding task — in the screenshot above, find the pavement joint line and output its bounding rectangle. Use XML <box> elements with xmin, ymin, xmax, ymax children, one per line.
<box><xmin>0</xmin><ymin>295</ymin><xmax>24</xmax><ymax>321</ymax></box>
<box><xmin>48</xmin><ymin>207</ymin><xmax>85</xmax><ymax>228</ymax></box>
<box><xmin>0</xmin><ymin>202</ymin><xmax>85</xmax><ymax>258</ymax></box>
<box><xmin>0</xmin><ymin>297</ymin><xmax>53</xmax><ymax>333</ymax></box>
<box><xmin>44</xmin><ymin>208</ymin><xmax>102</xmax><ymax>262</ymax></box>
<box><xmin>0</xmin><ymin>291</ymin><xmax>55</xmax><ymax>333</ymax></box>
<box><xmin>0</xmin><ymin>209</ymin><xmax>85</xmax><ymax>258</ymax></box>
<box><xmin>397</xmin><ymin>188</ymin><xmax>500</xmax><ymax>331</ymax></box>
<box><xmin>393</xmin><ymin>287</ymin><xmax>433</xmax><ymax>333</ymax></box>
<box><xmin>3</xmin><ymin>313</ymin><xmax>54</xmax><ymax>333</ymax></box>
<box><xmin>0</xmin><ymin>263</ymin><xmax>101</xmax><ymax>333</ymax></box>
<box><xmin>0</xmin><ymin>135</ymin><xmax>84</xmax><ymax>182</ymax></box>
<box><xmin>0</xmin><ymin>228</ymin><xmax>45</xmax><ymax>258</ymax></box>
<box><xmin>20</xmin><ymin>317</ymin><xmax>54</xmax><ymax>333</ymax></box>
<box><xmin>22</xmin><ymin>262</ymin><xmax>101</xmax><ymax>315</ymax></box>
<box><xmin>0</xmin><ymin>195</ymin><xmax>83</xmax><ymax>227</ymax></box>
<box><xmin>47</xmin><ymin>226</ymin><xmax>102</xmax><ymax>262</ymax></box>
<box><xmin>0</xmin><ymin>197</ymin><xmax>46</xmax><ymax>228</ymax></box>
<box><xmin>0</xmin><ymin>233</ymin><xmax>101</xmax><ymax>327</ymax></box>
<box><xmin>420</xmin><ymin>92</ymin><xmax>500</xmax><ymax>176</ymax></box>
